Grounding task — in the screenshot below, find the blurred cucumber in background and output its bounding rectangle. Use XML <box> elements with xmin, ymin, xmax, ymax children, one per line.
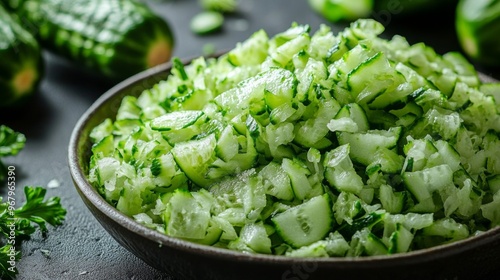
<box><xmin>309</xmin><ymin>0</ymin><xmax>500</xmax><ymax>70</ymax></box>
<box><xmin>308</xmin><ymin>0</ymin><xmax>457</xmax><ymax>23</ymax></box>
<box><xmin>1</xmin><ymin>0</ymin><xmax>175</xmax><ymax>81</ymax></box>
<box><xmin>0</xmin><ymin>4</ymin><xmax>44</xmax><ymax>108</ymax></box>
<box><xmin>308</xmin><ymin>0</ymin><xmax>373</xmax><ymax>22</ymax></box>
<box><xmin>456</xmin><ymin>0</ymin><xmax>500</xmax><ymax>68</ymax></box>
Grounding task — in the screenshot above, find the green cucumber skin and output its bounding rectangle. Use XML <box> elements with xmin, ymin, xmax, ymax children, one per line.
<box><xmin>374</xmin><ymin>0</ymin><xmax>457</xmax><ymax>15</ymax></box>
<box><xmin>456</xmin><ymin>0</ymin><xmax>500</xmax><ymax>66</ymax></box>
<box><xmin>4</xmin><ymin>0</ymin><xmax>174</xmax><ymax>80</ymax></box>
<box><xmin>0</xmin><ymin>4</ymin><xmax>44</xmax><ymax>107</ymax></box>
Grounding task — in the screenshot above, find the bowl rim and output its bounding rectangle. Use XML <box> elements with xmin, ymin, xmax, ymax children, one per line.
<box><xmin>68</xmin><ymin>57</ymin><xmax>500</xmax><ymax>268</ymax></box>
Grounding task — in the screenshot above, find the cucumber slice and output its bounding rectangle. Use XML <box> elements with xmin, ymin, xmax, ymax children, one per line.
<box><xmin>190</xmin><ymin>11</ymin><xmax>224</xmax><ymax>35</ymax></box>
<box><xmin>272</xmin><ymin>194</ymin><xmax>333</xmax><ymax>248</ymax></box>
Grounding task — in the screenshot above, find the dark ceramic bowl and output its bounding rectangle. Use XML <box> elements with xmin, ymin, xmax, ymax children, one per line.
<box><xmin>68</xmin><ymin>58</ymin><xmax>500</xmax><ymax>280</ymax></box>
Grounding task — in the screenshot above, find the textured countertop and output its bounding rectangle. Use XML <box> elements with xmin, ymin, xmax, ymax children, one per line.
<box><xmin>1</xmin><ymin>0</ymin><xmax>499</xmax><ymax>279</ymax></box>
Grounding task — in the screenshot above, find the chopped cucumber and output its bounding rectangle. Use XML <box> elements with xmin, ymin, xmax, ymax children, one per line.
<box><xmin>87</xmin><ymin>18</ymin><xmax>500</xmax><ymax>258</ymax></box>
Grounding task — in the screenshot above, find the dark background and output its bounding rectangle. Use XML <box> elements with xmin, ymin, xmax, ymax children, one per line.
<box><xmin>1</xmin><ymin>0</ymin><xmax>499</xmax><ymax>279</ymax></box>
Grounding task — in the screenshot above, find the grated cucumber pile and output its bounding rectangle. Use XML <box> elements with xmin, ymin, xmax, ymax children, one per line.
<box><xmin>88</xmin><ymin>19</ymin><xmax>500</xmax><ymax>257</ymax></box>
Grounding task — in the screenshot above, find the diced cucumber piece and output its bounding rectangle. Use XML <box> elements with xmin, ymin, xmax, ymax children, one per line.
<box><xmin>481</xmin><ymin>192</ymin><xmax>500</xmax><ymax>227</ymax></box>
<box><xmin>334</xmin><ymin>103</ymin><xmax>369</xmax><ymax>132</ymax></box>
<box><xmin>259</xmin><ymin>161</ymin><xmax>294</xmax><ymax>201</ymax></box>
<box><xmin>338</xmin><ymin>211</ymin><xmax>385</xmax><ymax>240</ymax></box>
<box><xmin>403</xmin><ymin>137</ymin><xmax>439</xmax><ymax>172</ymax></box>
<box><xmin>171</xmin><ymin>134</ymin><xmax>217</xmax><ymax>188</ymax></box>
<box><xmin>368</xmin><ymin>81</ymin><xmax>414</xmax><ymax>109</ymax></box>
<box><xmin>403</xmin><ymin>164</ymin><xmax>453</xmax><ymax>204</ymax></box>
<box><xmin>212</xmin><ymin>216</ymin><xmax>238</xmax><ymax>241</ymax></box>
<box><xmin>214</xmin><ymin>68</ymin><xmax>294</xmax><ymax>119</ymax></box>
<box><xmin>91</xmin><ymin>135</ymin><xmax>114</xmax><ymax>157</ymax></box>
<box><xmin>337</xmin><ymin>127</ymin><xmax>403</xmax><ymax>172</ymax></box>
<box><xmin>116</xmin><ymin>96</ymin><xmax>142</xmax><ymax>120</ymax></box>
<box><xmin>270</xmin><ymin>33</ymin><xmax>311</xmax><ymax>67</ymax></box>
<box><xmin>487</xmin><ymin>175</ymin><xmax>500</xmax><ymax>195</ymax></box>
<box><xmin>327</xmin><ymin>117</ymin><xmax>359</xmax><ymax>133</ymax></box>
<box><xmin>282</xmin><ymin>157</ymin><xmax>313</xmax><ymax>200</ymax></box>
<box><xmin>379</xmin><ymin>184</ymin><xmax>405</xmax><ymax>214</ymax></box>
<box><xmin>151</xmin><ymin>110</ymin><xmax>205</xmax><ymax>131</ymax></box>
<box><xmin>293</xmin><ymin>99</ymin><xmax>340</xmax><ymax>148</ymax></box>
<box><xmin>151</xmin><ymin>153</ymin><xmax>187</xmax><ymax>190</ymax></box>
<box><xmin>237</xmin><ymin>222</ymin><xmax>272</xmax><ymax>254</ymax></box>
<box><xmin>90</xmin><ymin>118</ymin><xmax>114</xmax><ymax>143</ymax></box>
<box><xmin>388</xmin><ymin>223</ymin><xmax>413</xmax><ymax>254</ymax></box>
<box><xmin>265</xmin><ymin>122</ymin><xmax>295</xmax><ymax>158</ymax></box>
<box><xmin>215</xmin><ymin>126</ymin><xmax>239</xmax><ymax>162</ymax></box>
<box><xmin>185</xmin><ymin>220</ymin><xmax>223</xmax><ymax>245</ymax></box>
<box><xmin>484</xmin><ymin>133</ymin><xmax>500</xmax><ymax>174</ymax></box>
<box><xmin>333</xmin><ymin>192</ymin><xmax>364</xmax><ymax>225</ymax></box>
<box><xmin>166</xmin><ymin>189</ymin><xmax>211</xmax><ymax>239</ymax></box>
<box><xmin>228</xmin><ymin>29</ymin><xmax>269</xmax><ymax>66</ymax></box>
<box><xmin>389</xmin><ymin>101</ymin><xmax>423</xmax><ymax>127</ymax></box>
<box><xmin>364</xmin><ymin>232</ymin><xmax>389</xmax><ymax>256</ymax></box>
<box><xmin>421</xmin><ymin>218</ymin><xmax>469</xmax><ymax>242</ymax></box>
<box><xmin>443</xmin><ymin>178</ymin><xmax>483</xmax><ymax>218</ymax></box>
<box><xmin>480</xmin><ymin>82</ymin><xmax>500</xmax><ymax>107</ymax></box>
<box><xmin>269</xmin><ymin>103</ymin><xmax>297</xmax><ymax>124</ymax></box>
<box><xmin>323</xmin><ymin>144</ymin><xmax>364</xmax><ymax>194</ymax></box>
<box><xmin>207</xmin><ymin>132</ymin><xmax>258</xmax><ymax>180</ymax></box>
<box><xmin>347</xmin><ymin>52</ymin><xmax>396</xmax><ymax>103</ymax></box>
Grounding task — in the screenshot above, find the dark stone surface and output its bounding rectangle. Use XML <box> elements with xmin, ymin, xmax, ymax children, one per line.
<box><xmin>0</xmin><ymin>0</ymin><xmax>499</xmax><ymax>279</ymax></box>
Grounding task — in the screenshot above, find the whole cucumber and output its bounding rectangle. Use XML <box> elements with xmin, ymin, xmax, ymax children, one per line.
<box><xmin>309</xmin><ymin>0</ymin><xmax>457</xmax><ymax>23</ymax></box>
<box><xmin>0</xmin><ymin>4</ymin><xmax>44</xmax><ymax>107</ymax></box>
<box><xmin>456</xmin><ymin>0</ymin><xmax>500</xmax><ymax>67</ymax></box>
<box><xmin>373</xmin><ymin>0</ymin><xmax>457</xmax><ymax>16</ymax></box>
<box><xmin>3</xmin><ymin>0</ymin><xmax>175</xmax><ymax>80</ymax></box>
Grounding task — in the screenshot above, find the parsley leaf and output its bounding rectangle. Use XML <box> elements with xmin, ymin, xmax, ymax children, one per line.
<box><xmin>0</xmin><ymin>126</ymin><xmax>26</xmax><ymax>182</ymax></box>
<box><xmin>14</xmin><ymin>187</ymin><xmax>67</xmax><ymax>233</ymax></box>
<box><xmin>0</xmin><ymin>126</ymin><xmax>26</xmax><ymax>158</ymax></box>
<box><xmin>0</xmin><ymin>186</ymin><xmax>66</xmax><ymax>279</ymax></box>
